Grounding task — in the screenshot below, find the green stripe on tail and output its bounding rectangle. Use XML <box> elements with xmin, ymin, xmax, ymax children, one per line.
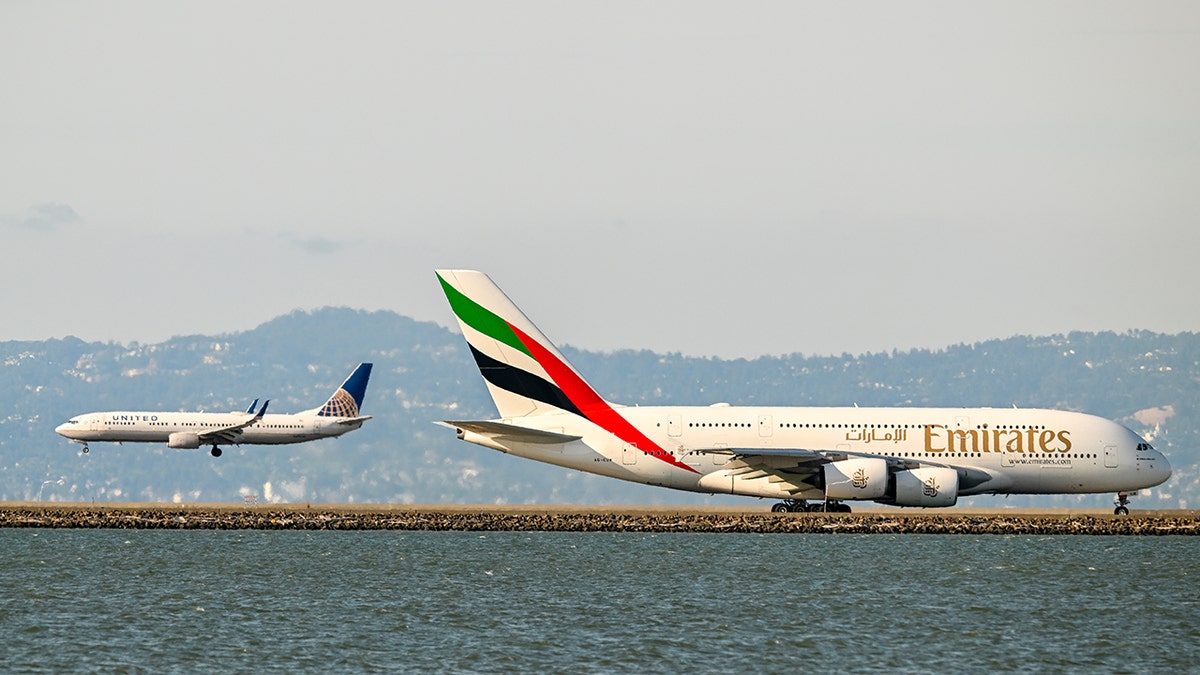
<box><xmin>436</xmin><ymin>272</ymin><xmax>532</xmax><ymax>358</ymax></box>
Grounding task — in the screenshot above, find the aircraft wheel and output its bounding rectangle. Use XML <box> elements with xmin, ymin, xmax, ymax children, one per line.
<box><xmin>82</xmin><ymin>446</ymin><xmax>90</xmax><ymax>454</ymax></box>
<box><xmin>211</xmin><ymin>447</ymin><xmax>223</xmax><ymax>458</ymax></box>
<box><xmin>771</xmin><ymin>503</ymin><xmax>789</xmax><ymax>513</ymax></box>
<box><xmin>1114</xmin><ymin>506</ymin><xmax>1129</xmax><ymax>516</ymax></box>
<box><xmin>807</xmin><ymin>503</ymin><xmax>826</xmax><ymax>512</ymax></box>
<box><xmin>838</xmin><ymin>503</ymin><xmax>852</xmax><ymax>513</ymax></box>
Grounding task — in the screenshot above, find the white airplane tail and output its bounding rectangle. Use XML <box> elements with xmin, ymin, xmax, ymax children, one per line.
<box><xmin>435</xmin><ymin>269</ymin><xmax>610</xmax><ymax>420</ymax></box>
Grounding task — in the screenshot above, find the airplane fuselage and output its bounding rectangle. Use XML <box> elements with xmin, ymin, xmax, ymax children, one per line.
<box><xmin>461</xmin><ymin>404</ymin><xmax>1169</xmax><ymax>500</ymax></box>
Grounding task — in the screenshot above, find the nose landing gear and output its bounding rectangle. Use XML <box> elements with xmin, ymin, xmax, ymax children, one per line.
<box><xmin>1113</xmin><ymin>492</ymin><xmax>1132</xmax><ymax>515</ymax></box>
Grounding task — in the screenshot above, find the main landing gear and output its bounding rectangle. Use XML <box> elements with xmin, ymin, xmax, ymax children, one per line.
<box><xmin>771</xmin><ymin>499</ymin><xmax>852</xmax><ymax>513</ymax></box>
<box><xmin>1113</xmin><ymin>493</ymin><xmax>1133</xmax><ymax>516</ymax></box>
<box><xmin>210</xmin><ymin>445</ymin><xmax>223</xmax><ymax>458</ymax></box>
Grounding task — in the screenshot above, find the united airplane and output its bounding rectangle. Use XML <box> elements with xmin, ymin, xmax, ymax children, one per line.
<box><xmin>56</xmin><ymin>363</ymin><xmax>373</xmax><ymax>457</ymax></box>
<box><xmin>436</xmin><ymin>270</ymin><xmax>1171</xmax><ymax>514</ymax></box>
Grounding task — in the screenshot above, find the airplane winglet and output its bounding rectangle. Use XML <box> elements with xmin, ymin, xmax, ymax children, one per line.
<box><xmin>256</xmin><ymin>400</ymin><xmax>270</xmax><ymax>418</ymax></box>
<box><xmin>245</xmin><ymin>398</ymin><xmax>260</xmax><ymax>414</ymax></box>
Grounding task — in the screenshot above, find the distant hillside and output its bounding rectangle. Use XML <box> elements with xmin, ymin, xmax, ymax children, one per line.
<box><xmin>2</xmin><ymin>308</ymin><xmax>1195</xmax><ymax>508</ymax></box>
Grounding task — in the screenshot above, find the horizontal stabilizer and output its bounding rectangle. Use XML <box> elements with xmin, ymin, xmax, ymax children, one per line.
<box><xmin>442</xmin><ymin>420</ymin><xmax>582</xmax><ymax>445</ymax></box>
<box><xmin>335</xmin><ymin>415</ymin><xmax>373</xmax><ymax>426</ymax></box>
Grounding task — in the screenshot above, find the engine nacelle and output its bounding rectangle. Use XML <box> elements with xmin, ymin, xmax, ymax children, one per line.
<box><xmin>823</xmin><ymin>457</ymin><xmax>888</xmax><ymax>500</ymax></box>
<box><xmin>167</xmin><ymin>432</ymin><xmax>201</xmax><ymax>449</ymax></box>
<box><xmin>893</xmin><ymin>467</ymin><xmax>959</xmax><ymax>507</ymax></box>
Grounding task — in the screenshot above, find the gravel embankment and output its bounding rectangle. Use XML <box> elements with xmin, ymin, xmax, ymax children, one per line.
<box><xmin>2</xmin><ymin>504</ymin><xmax>1196</xmax><ymax>535</ymax></box>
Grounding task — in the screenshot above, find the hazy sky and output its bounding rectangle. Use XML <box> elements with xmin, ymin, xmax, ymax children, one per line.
<box><xmin>3</xmin><ymin>2</ymin><xmax>1198</xmax><ymax>358</ymax></box>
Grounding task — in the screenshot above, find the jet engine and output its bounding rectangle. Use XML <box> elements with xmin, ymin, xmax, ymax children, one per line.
<box><xmin>821</xmin><ymin>457</ymin><xmax>888</xmax><ymax>499</ymax></box>
<box><xmin>892</xmin><ymin>467</ymin><xmax>958</xmax><ymax>507</ymax></box>
<box><xmin>167</xmin><ymin>432</ymin><xmax>201</xmax><ymax>449</ymax></box>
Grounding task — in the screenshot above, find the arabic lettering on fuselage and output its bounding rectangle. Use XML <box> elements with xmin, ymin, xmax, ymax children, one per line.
<box><xmin>844</xmin><ymin>428</ymin><xmax>908</xmax><ymax>443</ymax></box>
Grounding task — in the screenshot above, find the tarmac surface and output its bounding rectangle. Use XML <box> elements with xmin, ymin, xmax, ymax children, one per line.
<box><xmin>2</xmin><ymin>503</ymin><xmax>1198</xmax><ymax>535</ymax></box>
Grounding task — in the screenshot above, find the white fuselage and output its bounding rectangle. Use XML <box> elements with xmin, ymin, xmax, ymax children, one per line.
<box><xmin>56</xmin><ymin>410</ymin><xmax>362</xmax><ymax>447</ymax></box>
<box><xmin>463</xmin><ymin>405</ymin><xmax>1170</xmax><ymax>500</ymax></box>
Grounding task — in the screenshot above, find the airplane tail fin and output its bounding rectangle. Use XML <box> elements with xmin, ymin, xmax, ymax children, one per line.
<box><xmin>317</xmin><ymin>363</ymin><xmax>373</xmax><ymax>418</ymax></box>
<box><xmin>436</xmin><ymin>269</ymin><xmax>612</xmax><ymax>420</ymax></box>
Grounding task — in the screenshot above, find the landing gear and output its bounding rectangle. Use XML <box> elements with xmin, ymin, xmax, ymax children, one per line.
<box><xmin>1113</xmin><ymin>493</ymin><xmax>1132</xmax><ymax>516</ymax></box>
<box><xmin>771</xmin><ymin>499</ymin><xmax>852</xmax><ymax>513</ymax></box>
<box><xmin>210</xmin><ymin>446</ymin><xmax>223</xmax><ymax>458</ymax></box>
<box><xmin>82</xmin><ymin>444</ymin><xmax>90</xmax><ymax>454</ymax></box>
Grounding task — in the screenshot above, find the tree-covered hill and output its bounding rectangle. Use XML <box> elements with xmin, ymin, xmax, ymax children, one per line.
<box><xmin>2</xmin><ymin>308</ymin><xmax>1195</xmax><ymax>508</ymax></box>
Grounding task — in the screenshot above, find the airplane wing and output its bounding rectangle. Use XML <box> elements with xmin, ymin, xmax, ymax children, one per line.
<box><xmin>442</xmin><ymin>420</ymin><xmax>583</xmax><ymax>444</ymax></box>
<box><xmin>198</xmin><ymin>400</ymin><xmax>269</xmax><ymax>445</ymax></box>
<box><xmin>693</xmin><ymin>447</ymin><xmax>826</xmax><ymax>493</ymax></box>
<box><xmin>697</xmin><ymin>446</ymin><xmax>992</xmax><ymax>492</ymax></box>
<box><xmin>698</xmin><ymin>445</ymin><xmax>943</xmax><ymax>468</ymax></box>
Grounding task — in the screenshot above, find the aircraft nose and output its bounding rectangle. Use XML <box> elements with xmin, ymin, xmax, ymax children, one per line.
<box><xmin>55</xmin><ymin>422</ymin><xmax>78</xmax><ymax>439</ymax></box>
<box><xmin>1155</xmin><ymin>451</ymin><xmax>1173</xmax><ymax>486</ymax></box>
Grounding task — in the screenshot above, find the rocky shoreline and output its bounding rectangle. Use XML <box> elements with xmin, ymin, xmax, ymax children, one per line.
<box><xmin>2</xmin><ymin>505</ymin><xmax>1198</xmax><ymax>535</ymax></box>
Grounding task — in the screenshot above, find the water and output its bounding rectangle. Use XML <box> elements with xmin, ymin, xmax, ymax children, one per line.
<box><xmin>1</xmin><ymin>530</ymin><xmax>1197</xmax><ymax>673</ymax></box>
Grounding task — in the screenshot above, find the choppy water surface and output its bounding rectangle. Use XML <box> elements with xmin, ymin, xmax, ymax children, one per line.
<box><xmin>1</xmin><ymin>530</ymin><xmax>1197</xmax><ymax>673</ymax></box>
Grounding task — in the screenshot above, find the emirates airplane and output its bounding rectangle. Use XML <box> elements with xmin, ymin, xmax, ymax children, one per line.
<box><xmin>56</xmin><ymin>363</ymin><xmax>372</xmax><ymax>457</ymax></box>
<box><xmin>435</xmin><ymin>270</ymin><xmax>1171</xmax><ymax>515</ymax></box>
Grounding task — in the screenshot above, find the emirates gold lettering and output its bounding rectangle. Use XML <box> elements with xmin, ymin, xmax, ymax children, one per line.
<box><xmin>948</xmin><ymin>429</ymin><xmax>978</xmax><ymax>453</ymax></box>
<box><xmin>1058</xmin><ymin>430</ymin><xmax>1072</xmax><ymax>452</ymax></box>
<box><xmin>1006</xmin><ymin>433</ymin><xmax>1024</xmax><ymax>454</ymax></box>
<box><xmin>925</xmin><ymin>425</ymin><xmax>1073</xmax><ymax>454</ymax></box>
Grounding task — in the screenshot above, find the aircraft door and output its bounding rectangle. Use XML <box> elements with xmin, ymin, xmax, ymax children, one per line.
<box><xmin>758</xmin><ymin>415</ymin><xmax>773</xmax><ymax>438</ymax></box>
<box><xmin>1104</xmin><ymin>445</ymin><xmax>1118</xmax><ymax>468</ymax></box>
<box><xmin>622</xmin><ymin>443</ymin><xmax>639</xmax><ymax>465</ymax></box>
<box><xmin>668</xmin><ymin>415</ymin><xmax>682</xmax><ymax>438</ymax></box>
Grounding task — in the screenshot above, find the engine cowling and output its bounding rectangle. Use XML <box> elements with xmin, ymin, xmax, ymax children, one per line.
<box><xmin>823</xmin><ymin>457</ymin><xmax>888</xmax><ymax>500</ymax></box>
<box><xmin>893</xmin><ymin>467</ymin><xmax>959</xmax><ymax>507</ymax></box>
<box><xmin>167</xmin><ymin>432</ymin><xmax>201</xmax><ymax>449</ymax></box>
